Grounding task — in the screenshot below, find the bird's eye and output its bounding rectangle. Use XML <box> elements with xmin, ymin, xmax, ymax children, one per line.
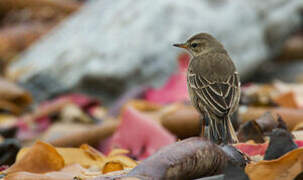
<box><xmin>191</xmin><ymin>43</ymin><xmax>198</xmax><ymax>48</ymax></box>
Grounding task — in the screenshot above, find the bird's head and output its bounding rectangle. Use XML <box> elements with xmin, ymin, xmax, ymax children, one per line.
<box><xmin>173</xmin><ymin>33</ymin><xmax>224</xmax><ymax>57</ymax></box>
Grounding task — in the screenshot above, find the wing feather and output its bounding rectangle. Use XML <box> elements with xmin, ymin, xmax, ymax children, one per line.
<box><xmin>188</xmin><ymin>72</ymin><xmax>240</xmax><ymax>117</ymax></box>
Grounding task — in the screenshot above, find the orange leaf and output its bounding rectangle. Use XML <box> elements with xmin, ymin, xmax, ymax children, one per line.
<box><xmin>17</xmin><ymin>144</ymin><xmax>105</xmax><ymax>169</ymax></box>
<box><xmin>273</xmin><ymin>91</ymin><xmax>299</xmax><ymax>108</ymax></box>
<box><xmin>7</xmin><ymin>141</ymin><xmax>64</xmax><ymax>174</ymax></box>
<box><xmin>246</xmin><ymin>148</ymin><xmax>303</xmax><ymax>180</ymax></box>
<box><xmin>102</xmin><ymin>162</ymin><xmax>124</xmax><ymax>174</ymax></box>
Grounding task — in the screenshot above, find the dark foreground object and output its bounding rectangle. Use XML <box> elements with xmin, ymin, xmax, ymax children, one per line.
<box><xmin>264</xmin><ymin>128</ymin><xmax>298</xmax><ymax>160</ymax></box>
<box><xmin>0</xmin><ymin>139</ymin><xmax>21</xmax><ymax>166</ymax></box>
<box><xmin>95</xmin><ymin>137</ymin><xmax>249</xmax><ymax>180</ymax></box>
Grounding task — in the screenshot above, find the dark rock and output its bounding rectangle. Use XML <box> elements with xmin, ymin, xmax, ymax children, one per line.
<box><xmin>264</xmin><ymin>128</ymin><xmax>298</xmax><ymax>160</ymax></box>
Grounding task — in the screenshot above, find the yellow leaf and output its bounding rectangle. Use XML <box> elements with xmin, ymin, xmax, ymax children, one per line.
<box><xmin>102</xmin><ymin>162</ymin><xmax>124</xmax><ymax>174</ymax></box>
<box><xmin>17</xmin><ymin>144</ymin><xmax>105</xmax><ymax>168</ymax></box>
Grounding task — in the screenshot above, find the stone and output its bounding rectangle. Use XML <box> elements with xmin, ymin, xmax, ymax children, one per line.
<box><xmin>8</xmin><ymin>0</ymin><xmax>303</xmax><ymax>103</ymax></box>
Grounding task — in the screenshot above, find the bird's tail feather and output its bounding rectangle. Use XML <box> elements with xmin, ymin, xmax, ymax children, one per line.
<box><xmin>205</xmin><ymin>115</ymin><xmax>238</xmax><ymax>144</ymax></box>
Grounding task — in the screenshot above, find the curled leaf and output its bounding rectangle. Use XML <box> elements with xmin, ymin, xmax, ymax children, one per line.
<box><xmin>246</xmin><ymin>148</ymin><xmax>303</xmax><ymax>180</ymax></box>
<box><xmin>102</xmin><ymin>162</ymin><xmax>124</xmax><ymax>174</ymax></box>
<box><xmin>7</xmin><ymin>141</ymin><xmax>64</xmax><ymax>174</ymax></box>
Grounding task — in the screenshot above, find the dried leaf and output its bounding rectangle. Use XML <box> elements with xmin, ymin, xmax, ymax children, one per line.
<box><xmin>5</xmin><ymin>164</ymin><xmax>93</xmax><ymax>180</ymax></box>
<box><xmin>246</xmin><ymin>148</ymin><xmax>303</xmax><ymax>180</ymax></box>
<box><xmin>273</xmin><ymin>91</ymin><xmax>299</xmax><ymax>108</ymax></box>
<box><xmin>108</xmin><ymin>101</ymin><xmax>176</xmax><ymax>160</ymax></box>
<box><xmin>273</xmin><ymin>82</ymin><xmax>303</xmax><ymax>108</ymax></box>
<box><xmin>49</xmin><ymin>120</ymin><xmax>118</xmax><ymax>147</ymax></box>
<box><xmin>16</xmin><ymin>144</ymin><xmax>104</xmax><ymax>169</ymax></box>
<box><xmin>293</xmin><ymin>122</ymin><xmax>303</xmax><ymax>131</ymax></box>
<box><xmin>60</xmin><ymin>104</ymin><xmax>92</xmax><ymax>123</ymax></box>
<box><xmin>7</xmin><ymin>141</ymin><xmax>64</xmax><ymax>173</ymax></box>
<box><xmin>237</xmin><ymin>120</ymin><xmax>264</xmax><ymax>143</ymax></box>
<box><xmin>241</xmin><ymin>84</ymin><xmax>276</xmax><ymax>106</ymax></box>
<box><xmin>14</xmin><ymin>142</ymin><xmax>136</xmax><ymax>176</ymax></box>
<box><xmin>41</xmin><ymin>123</ymin><xmax>94</xmax><ymax>142</ymax></box>
<box><xmin>102</xmin><ymin>162</ymin><xmax>124</xmax><ymax>174</ymax></box>
<box><xmin>100</xmin><ymin>148</ymin><xmax>137</xmax><ymax>173</ymax></box>
<box><xmin>0</xmin><ymin>78</ymin><xmax>32</xmax><ymax>114</ymax></box>
<box><xmin>161</xmin><ymin>104</ymin><xmax>200</xmax><ymax>138</ymax></box>
<box><xmin>101</xmin><ymin>155</ymin><xmax>137</xmax><ymax>169</ymax></box>
<box><xmin>80</xmin><ymin>144</ymin><xmax>105</xmax><ymax>160</ymax></box>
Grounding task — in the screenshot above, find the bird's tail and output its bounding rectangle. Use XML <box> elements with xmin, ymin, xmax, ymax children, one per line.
<box><xmin>204</xmin><ymin>114</ymin><xmax>238</xmax><ymax>144</ymax></box>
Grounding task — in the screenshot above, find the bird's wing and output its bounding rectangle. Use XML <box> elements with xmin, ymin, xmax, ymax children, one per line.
<box><xmin>188</xmin><ymin>71</ymin><xmax>240</xmax><ymax>117</ymax></box>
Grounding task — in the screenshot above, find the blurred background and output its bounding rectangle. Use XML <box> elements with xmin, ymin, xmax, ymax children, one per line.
<box><xmin>0</xmin><ymin>0</ymin><xmax>303</xmax><ymax>168</ymax></box>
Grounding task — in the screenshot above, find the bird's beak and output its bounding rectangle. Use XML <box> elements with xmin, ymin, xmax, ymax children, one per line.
<box><xmin>173</xmin><ymin>43</ymin><xmax>188</xmax><ymax>49</ymax></box>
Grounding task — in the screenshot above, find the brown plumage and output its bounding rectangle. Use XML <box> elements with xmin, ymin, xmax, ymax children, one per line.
<box><xmin>174</xmin><ymin>33</ymin><xmax>240</xmax><ymax>144</ymax></box>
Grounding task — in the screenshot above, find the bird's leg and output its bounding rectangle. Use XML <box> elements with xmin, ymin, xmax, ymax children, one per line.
<box><xmin>199</xmin><ymin>114</ymin><xmax>209</xmax><ymax>138</ymax></box>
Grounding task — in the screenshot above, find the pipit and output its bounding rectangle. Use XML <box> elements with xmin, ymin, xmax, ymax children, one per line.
<box><xmin>174</xmin><ymin>33</ymin><xmax>240</xmax><ymax>144</ymax></box>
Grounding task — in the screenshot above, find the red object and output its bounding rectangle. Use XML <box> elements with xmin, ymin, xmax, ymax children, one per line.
<box><xmin>235</xmin><ymin>143</ymin><xmax>268</xmax><ymax>156</ymax></box>
<box><xmin>0</xmin><ymin>165</ymin><xmax>9</xmax><ymax>171</ymax></box>
<box><xmin>106</xmin><ymin>105</ymin><xmax>176</xmax><ymax>160</ymax></box>
<box><xmin>145</xmin><ymin>53</ymin><xmax>190</xmax><ymax>104</ymax></box>
<box><xmin>235</xmin><ymin>140</ymin><xmax>303</xmax><ymax>156</ymax></box>
<box><xmin>35</xmin><ymin>116</ymin><xmax>51</xmax><ymax>132</ymax></box>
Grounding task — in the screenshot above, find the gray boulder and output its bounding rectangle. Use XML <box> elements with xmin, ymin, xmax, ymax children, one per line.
<box><xmin>8</xmin><ymin>0</ymin><xmax>303</xmax><ymax>103</ymax></box>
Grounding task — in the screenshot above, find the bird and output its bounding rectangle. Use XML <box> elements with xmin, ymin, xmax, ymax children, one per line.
<box><xmin>173</xmin><ymin>33</ymin><xmax>240</xmax><ymax>144</ymax></box>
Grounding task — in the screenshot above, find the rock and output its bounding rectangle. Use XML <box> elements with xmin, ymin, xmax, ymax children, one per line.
<box><xmin>8</xmin><ymin>0</ymin><xmax>303</xmax><ymax>103</ymax></box>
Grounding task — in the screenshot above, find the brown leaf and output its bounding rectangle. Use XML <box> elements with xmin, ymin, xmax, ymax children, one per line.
<box><xmin>273</xmin><ymin>91</ymin><xmax>299</xmax><ymax>108</ymax></box>
<box><xmin>246</xmin><ymin>148</ymin><xmax>303</xmax><ymax>180</ymax></box>
<box><xmin>7</xmin><ymin>142</ymin><xmax>136</xmax><ymax>179</ymax></box>
<box><xmin>16</xmin><ymin>144</ymin><xmax>105</xmax><ymax>169</ymax></box>
<box><xmin>237</xmin><ymin>120</ymin><xmax>264</xmax><ymax>143</ymax></box>
<box><xmin>0</xmin><ymin>78</ymin><xmax>32</xmax><ymax>114</ymax></box>
<box><xmin>7</xmin><ymin>141</ymin><xmax>64</xmax><ymax>174</ymax></box>
<box><xmin>293</xmin><ymin>122</ymin><xmax>303</xmax><ymax>131</ymax></box>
